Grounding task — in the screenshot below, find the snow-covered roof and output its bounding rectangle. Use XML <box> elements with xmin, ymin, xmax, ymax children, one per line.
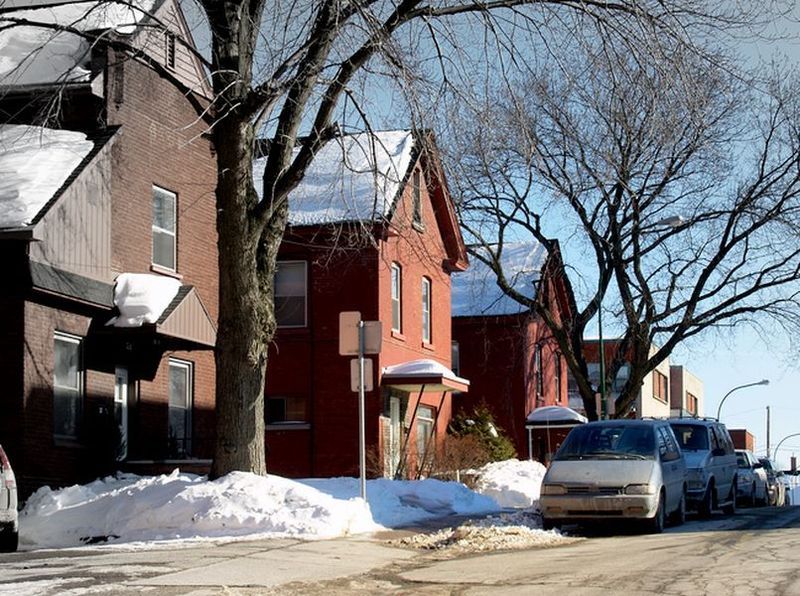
<box><xmin>253</xmin><ymin>130</ymin><xmax>416</xmax><ymax>226</ymax></box>
<box><xmin>452</xmin><ymin>242</ymin><xmax>548</xmax><ymax>317</ymax></box>
<box><xmin>0</xmin><ymin>124</ymin><xmax>95</xmax><ymax>228</ymax></box>
<box><xmin>0</xmin><ymin>1</ymin><xmax>156</xmax><ymax>87</ymax></box>
<box><xmin>381</xmin><ymin>358</ymin><xmax>469</xmax><ymax>393</ymax></box>
<box><xmin>525</xmin><ymin>405</ymin><xmax>588</xmax><ymax>426</ymax></box>
<box><xmin>107</xmin><ymin>272</ymin><xmax>182</xmax><ymax>327</ymax></box>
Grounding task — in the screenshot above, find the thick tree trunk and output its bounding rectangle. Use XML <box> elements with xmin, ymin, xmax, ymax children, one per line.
<box><xmin>210</xmin><ymin>118</ymin><xmax>270</xmax><ymax>478</ymax></box>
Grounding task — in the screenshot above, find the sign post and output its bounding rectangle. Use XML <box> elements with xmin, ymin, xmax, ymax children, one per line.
<box><xmin>339</xmin><ymin>312</ymin><xmax>381</xmax><ymax>501</ymax></box>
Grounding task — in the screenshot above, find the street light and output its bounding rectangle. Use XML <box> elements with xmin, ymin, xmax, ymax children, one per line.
<box><xmin>715</xmin><ymin>379</ymin><xmax>770</xmax><ymax>420</ymax></box>
<box><xmin>773</xmin><ymin>432</ymin><xmax>800</xmax><ymax>463</ymax></box>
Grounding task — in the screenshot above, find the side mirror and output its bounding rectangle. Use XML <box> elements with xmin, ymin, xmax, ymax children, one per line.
<box><xmin>753</xmin><ymin>462</ymin><xmax>763</xmax><ymax>469</ymax></box>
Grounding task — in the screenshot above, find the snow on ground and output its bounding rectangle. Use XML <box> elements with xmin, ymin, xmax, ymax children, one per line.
<box><xmin>18</xmin><ymin>459</ymin><xmax>558</xmax><ymax>552</ymax></box>
<box><xmin>474</xmin><ymin>458</ymin><xmax>547</xmax><ymax>508</ymax></box>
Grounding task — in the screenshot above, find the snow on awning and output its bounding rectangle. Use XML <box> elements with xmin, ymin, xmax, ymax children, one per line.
<box><xmin>525</xmin><ymin>406</ymin><xmax>587</xmax><ymax>429</ymax></box>
<box><xmin>381</xmin><ymin>359</ymin><xmax>469</xmax><ymax>393</ymax></box>
<box><xmin>105</xmin><ymin>273</ymin><xmax>216</xmax><ymax>348</ymax></box>
<box><xmin>0</xmin><ymin>124</ymin><xmax>94</xmax><ymax>228</ymax></box>
<box><xmin>253</xmin><ymin>130</ymin><xmax>415</xmax><ymax>225</ymax></box>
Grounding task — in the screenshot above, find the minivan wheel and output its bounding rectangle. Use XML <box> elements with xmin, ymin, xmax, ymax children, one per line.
<box><xmin>0</xmin><ymin>526</ymin><xmax>18</xmax><ymax>553</ymax></box>
<box><xmin>722</xmin><ymin>484</ymin><xmax>737</xmax><ymax>516</ymax></box>
<box><xmin>542</xmin><ymin>517</ymin><xmax>560</xmax><ymax>531</ymax></box>
<box><xmin>647</xmin><ymin>493</ymin><xmax>665</xmax><ymax>534</ymax></box>
<box><xmin>670</xmin><ymin>490</ymin><xmax>686</xmax><ymax>526</ymax></box>
<box><xmin>698</xmin><ymin>484</ymin><xmax>714</xmax><ymax>519</ymax></box>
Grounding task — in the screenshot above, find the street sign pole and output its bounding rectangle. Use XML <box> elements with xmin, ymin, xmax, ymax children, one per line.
<box><xmin>358</xmin><ymin>320</ymin><xmax>367</xmax><ymax>501</ymax></box>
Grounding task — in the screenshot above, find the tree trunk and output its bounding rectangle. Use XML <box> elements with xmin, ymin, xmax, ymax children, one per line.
<box><xmin>210</xmin><ymin>118</ymin><xmax>270</xmax><ymax>478</ymax></box>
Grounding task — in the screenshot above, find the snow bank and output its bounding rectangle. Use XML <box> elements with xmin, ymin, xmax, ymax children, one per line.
<box><xmin>474</xmin><ymin>459</ymin><xmax>547</xmax><ymax>509</ymax></box>
<box><xmin>0</xmin><ymin>124</ymin><xmax>94</xmax><ymax>228</ymax></box>
<box><xmin>20</xmin><ymin>470</ymin><xmax>502</xmax><ymax>549</ymax></box>
<box><xmin>108</xmin><ymin>273</ymin><xmax>182</xmax><ymax>327</ymax></box>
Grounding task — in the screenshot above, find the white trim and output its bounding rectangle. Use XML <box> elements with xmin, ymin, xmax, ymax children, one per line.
<box><xmin>391</xmin><ymin>262</ymin><xmax>402</xmax><ymax>332</ymax></box>
<box><xmin>421</xmin><ymin>277</ymin><xmax>431</xmax><ymax>344</ymax></box>
<box><xmin>152</xmin><ymin>185</ymin><xmax>177</xmax><ymax>271</ymax></box>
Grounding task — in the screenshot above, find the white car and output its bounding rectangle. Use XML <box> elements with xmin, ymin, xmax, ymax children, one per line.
<box><xmin>0</xmin><ymin>444</ymin><xmax>18</xmax><ymax>552</ymax></box>
<box><xmin>735</xmin><ymin>449</ymin><xmax>769</xmax><ymax>506</ymax></box>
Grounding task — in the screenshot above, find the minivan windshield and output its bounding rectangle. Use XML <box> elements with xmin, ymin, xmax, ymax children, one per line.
<box><xmin>554</xmin><ymin>424</ymin><xmax>655</xmax><ymax>461</ymax></box>
<box><xmin>670</xmin><ymin>424</ymin><xmax>709</xmax><ymax>451</ymax></box>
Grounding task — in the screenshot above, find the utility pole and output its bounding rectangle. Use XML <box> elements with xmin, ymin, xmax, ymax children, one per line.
<box><xmin>766</xmin><ymin>406</ymin><xmax>770</xmax><ymax>457</ymax></box>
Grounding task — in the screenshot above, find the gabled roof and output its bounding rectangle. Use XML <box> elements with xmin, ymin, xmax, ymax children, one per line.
<box><xmin>0</xmin><ymin>1</ymin><xmax>158</xmax><ymax>87</ymax></box>
<box><xmin>452</xmin><ymin>241</ymin><xmax>548</xmax><ymax>317</ymax></box>
<box><xmin>0</xmin><ymin>123</ymin><xmax>101</xmax><ymax>229</ymax></box>
<box><xmin>254</xmin><ymin>130</ymin><xmax>416</xmax><ymax>226</ymax></box>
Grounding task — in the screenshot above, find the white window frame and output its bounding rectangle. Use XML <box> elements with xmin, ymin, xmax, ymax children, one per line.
<box><xmin>114</xmin><ymin>367</ymin><xmax>129</xmax><ymax>461</ymax></box>
<box><xmin>416</xmin><ymin>405</ymin><xmax>435</xmax><ymax>473</ymax></box>
<box><xmin>168</xmin><ymin>358</ymin><xmax>193</xmax><ymax>457</ymax></box>
<box><xmin>421</xmin><ymin>277</ymin><xmax>431</xmax><ymax>344</ymax></box>
<box><xmin>412</xmin><ymin>170</ymin><xmax>423</xmax><ymax>227</ymax></box>
<box><xmin>152</xmin><ymin>185</ymin><xmax>177</xmax><ymax>271</ymax></box>
<box><xmin>53</xmin><ymin>332</ymin><xmax>83</xmax><ymax>440</ymax></box>
<box><xmin>391</xmin><ymin>263</ymin><xmax>402</xmax><ymax>332</ymax></box>
<box><xmin>275</xmin><ymin>260</ymin><xmax>308</xmax><ymax>328</ymax></box>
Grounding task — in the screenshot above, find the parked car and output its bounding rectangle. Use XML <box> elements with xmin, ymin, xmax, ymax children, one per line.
<box><xmin>759</xmin><ymin>457</ymin><xmax>785</xmax><ymax>506</ymax></box>
<box><xmin>0</xmin><ymin>444</ymin><xmax>18</xmax><ymax>552</ymax></box>
<box><xmin>735</xmin><ymin>449</ymin><xmax>769</xmax><ymax>506</ymax></box>
<box><xmin>540</xmin><ymin>419</ymin><xmax>687</xmax><ymax>534</ymax></box>
<box><xmin>668</xmin><ymin>418</ymin><xmax>737</xmax><ymax>517</ymax></box>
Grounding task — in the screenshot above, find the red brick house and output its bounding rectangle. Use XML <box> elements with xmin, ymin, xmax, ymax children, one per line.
<box><xmin>0</xmin><ymin>0</ymin><xmax>217</xmax><ymax>497</ymax></box>
<box><xmin>451</xmin><ymin>242</ymin><xmax>572</xmax><ymax>461</ymax></box>
<box><xmin>256</xmin><ymin>130</ymin><xmax>470</xmax><ymax>479</ymax></box>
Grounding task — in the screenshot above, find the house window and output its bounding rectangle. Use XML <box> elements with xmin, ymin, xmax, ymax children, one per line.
<box><xmin>275</xmin><ymin>261</ymin><xmax>307</xmax><ymax>327</ymax></box>
<box><xmin>168</xmin><ymin>359</ymin><xmax>193</xmax><ymax>457</ymax></box>
<box><xmin>152</xmin><ymin>186</ymin><xmax>177</xmax><ymax>271</ymax></box>
<box><xmin>535</xmin><ymin>345</ymin><xmax>544</xmax><ymax>400</ymax></box>
<box><xmin>416</xmin><ymin>405</ymin><xmax>435</xmax><ymax>474</ymax></box>
<box><xmin>687</xmin><ymin>392</ymin><xmax>698</xmax><ymax>415</ymax></box>
<box><xmin>265</xmin><ymin>395</ymin><xmax>308</xmax><ymax>424</ymax></box>
<box><xmin>653</xmin><ymin>370</ymin><xmax>669</xmax><ymax>403</ymax></box>
<box><xmin>53</xmin><ymin>332</ymin><xmax>83</xmax><ymax>439</ymax></box>
<box><xmin>165</xmin><ymin>32</ymin><xmax>176</xmax><ymax>70</ymax></box>
<box><xmin>391</xmin><ymin>263</ymin><xmax>402</xmax><ymax>332</ymax></box>
<box><xmin>412</xmin><ymin>170</ymin><xmax>423</xmax><ymax>227</ymax></box>
<box><xmin>451</xmin><ymin>341</ymin><xmax>460</xmax><ymax>377</ymax></box>
<box><xmin>554</xmin><ymin>353</ymin><xmax>562</xmax><ymax>403</ymax></box>
<box><xmin>421</xmin><ymin>277</ymin><xmax>431</xmax><ymax>344</ymax></box>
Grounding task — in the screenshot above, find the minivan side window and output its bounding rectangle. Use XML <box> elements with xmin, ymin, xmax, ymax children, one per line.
<box><xmin>710</xmin><ymin>427</ymin><xmax>721</xmax><ymax>452</ymax></box>
<box><xmin>658</xmin><ymin>426</ymin><xmax>680</xmax><ymax>461</ymax></box>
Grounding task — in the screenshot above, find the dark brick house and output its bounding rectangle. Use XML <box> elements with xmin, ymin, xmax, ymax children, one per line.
<box><xmin>0</xmin><ymin>0</ymin><xmax>217</xmax><ymax>497</ymax></box>
<box><xmin>257</xmin><ymin>129</ymin><xmax>470</xmax><ymax>479</ymax></box>
<box><xmin>451</xmin><ymin>242</ymin><xmax>573</xmax><ymax>461</ymax></box>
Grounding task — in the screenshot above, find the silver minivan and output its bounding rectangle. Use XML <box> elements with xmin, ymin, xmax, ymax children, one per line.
<box><xmin>668</xmin><ymin>419</ymin><xmax>737</xmax><ymax>517</ymax></box>
<box><xmin>540</xmin><ymin>420</ymin><xmax>687</xmax><ymax>533</ymax></box>
<box><xmin>0</xmin><ymin>444</ymin><xmax>18</xmax><ymax>552</ymax></box>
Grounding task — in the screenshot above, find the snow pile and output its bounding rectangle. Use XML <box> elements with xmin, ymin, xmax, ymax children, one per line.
<box><xmin>0</xmin><ymin>124</ymin><xmax>94</xmax><ymax>228</ymax></box>
<box><xmin>254</xmin><ymin>130</ymin><xmax>415</xmax><ymax>225</ymax></box>
<box><xmin>452</xmin><ymin>242</ymin><xmax>548</xmax><ymax>317</ymax></box>
<box><xmin>108</xmin><ymin>273</ymin><xmax>182</xmax><ymax>327</ymax></box>
<box><xmin>19</xmin><ymin>470</ymin><xmax>501</xmax><ymax>549</ymax></box>
<box><xmin>0</xmin><ymin>1</ymin><xmax>156</xmax><ymax>86</ymax></box>
<box><xmin>473</xmin><ymin>459</ymin><xmax>548</xmax><ymax>509</ymax></box>
<box><xmin>395</xmin><ymin>510</ymin><xmax>580</xmax><ymax>553</ymax></box>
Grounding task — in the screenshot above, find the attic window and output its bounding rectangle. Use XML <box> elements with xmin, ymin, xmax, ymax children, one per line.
<box><xmin>165</xmin><ymin>32</ymin><xmax>176</xmax><ymax>70</ymax></box>
<box><xmin>412</xmin><ymin>170</ymin><xmax>423</xmax><ymax>228</ymax></box>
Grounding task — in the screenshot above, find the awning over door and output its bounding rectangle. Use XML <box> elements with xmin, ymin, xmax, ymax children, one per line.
<box><xmin>525</xmin><ymin>405</ymin><xmax>587</xmax><ymax>429</ymax></box>
<box><xmin>381</xmin><ymin>359</ymin><xmax>469</xmax><ymax>393</ymax></box>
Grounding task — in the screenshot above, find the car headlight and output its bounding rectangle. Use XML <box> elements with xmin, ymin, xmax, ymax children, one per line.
<box><xmin>542</xmin><ymin>484</ymin><xmax>567</xmax><ymax>495</ymax></box>
<box><xmin>625</xmin><ymin>484</ymin><xmax>655</xmax><ymax>495</ymax></box>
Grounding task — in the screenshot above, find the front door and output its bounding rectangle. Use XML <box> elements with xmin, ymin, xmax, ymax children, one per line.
<box><xmin>388</xmin><ymin>396</ymin><xmax>401</xmax><ymax>478</ymax></box>
<box><xmin>114</xmin><ymin>367</ymin><xmax>129</xmax><ymax>460</ymax></box>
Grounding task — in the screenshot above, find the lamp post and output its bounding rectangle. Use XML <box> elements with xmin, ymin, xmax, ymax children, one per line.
<box><xmin>715</xmin><ymin>379</ymin><xmax>769</xmax><ymax>421</ymax></box>
<box><xmin>773</xmin><ymin>432</ymin><xmax>800</xmax><ymax>464</ymax></box>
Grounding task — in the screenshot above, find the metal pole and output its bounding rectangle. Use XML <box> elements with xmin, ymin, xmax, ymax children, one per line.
<box><xmin>774</xmin><ymin>432</ymin><xmax>800</xmax><ymax>464</ymax></box>
<box><xmin>715</xmin><ymin>379</ymin><xmax>769</xmax><ymax>420</ymax></box>
<box><xmin>766</xmin><ymin>406</ymin><xmax>771</xmax><ymax>456</ymax></box>
<box><xmin>358</xmin><ymin>320</ymin><xmax>366</xmax><ymax>500</ymax></box>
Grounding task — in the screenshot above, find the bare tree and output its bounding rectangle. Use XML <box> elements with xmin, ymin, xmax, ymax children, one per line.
<box><xmin>1</xmin><ymin>0</ymin><xmax>788</xmax><ymax>472</ymax></box>
<box><xmin>451</xmin><ymin>34</ymin><xmax>800</xmax><ymax>419</ymax></box>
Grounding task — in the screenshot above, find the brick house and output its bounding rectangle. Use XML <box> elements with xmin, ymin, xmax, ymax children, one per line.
<box><xmin>256</xmin><ymin>129</ymin><xmax>469</xmax><ymax>479</ymax></box>
<box><xmin>0</xmin><ymin>0</ymin><xmax>218</xmax><ymax>497</ymax></box>
<box><xmin>451</xmin><ymin>241</ymin><xmax>572</xmax><ymax>461</ymax></box>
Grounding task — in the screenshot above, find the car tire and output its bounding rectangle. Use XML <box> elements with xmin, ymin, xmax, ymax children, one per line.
<box><xmin>749</xmin><ymin>483</ymin><xmax>756</xmax><ymax>506</ymax></box>
<box><xmin>542</xmin><ymin>517</ymin><xmax>560</xmax><ymax>531</ymax></box>
<box><xmin>698</xmin><ymin>483</ymin><xmax>714</xmax><ymax>519</ymax></box>
<box><xmin>757</xmin><ymin>483</ymin><xmax>768</xmax><ymax>507</ymax></box>
<box><xmin>670</xmin><ymin>490</ymin><xmax>686</xmax><ymax>526</ymax></box>
<box><xmin>722</xmin><ymin>484</ymin><xmax>737</xmax><ymax>516</ymax></box>
<box><xmin>647</xmin><ymin>493</ymin><xmax>665</xmax><ymax>534</ymax></box>
<box><xmin>0</xmin><ymin>526</ymin><xmax>18</xmax><ymax>553</ymax></box>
